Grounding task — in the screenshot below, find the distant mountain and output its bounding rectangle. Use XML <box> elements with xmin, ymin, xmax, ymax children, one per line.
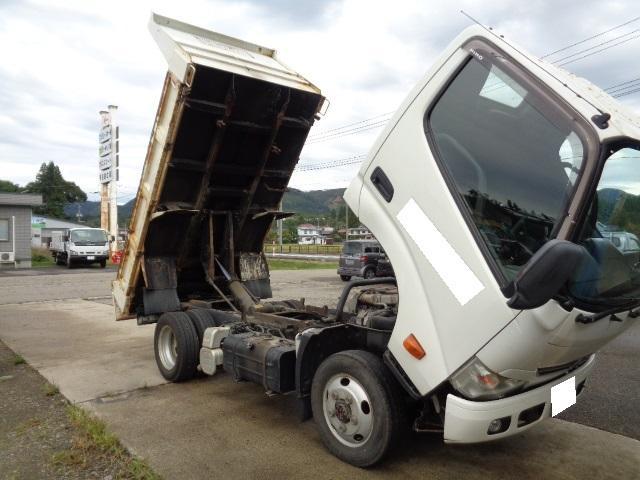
<box><xmin>63</xmin><ymin>199</ymin><xmax>136</xmax><ymax>221</ymax></box>
<box><xmin>283</xmin><ymin>188</ymin><xmax>345</xmax><ymax>214</ymax></box>
<box><xmin>598</xmin><ymin>188</ymin><xmax>640</xmax><ymax>233</ymax></box>
<box><xmin>64</xmin><ymin>187</ymin><xmax>346</xmax><ymax>221</ymax></box>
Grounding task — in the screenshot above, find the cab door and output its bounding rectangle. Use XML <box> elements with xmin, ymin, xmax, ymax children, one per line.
<box><xmin>343</xmin><ymin>28</ymin><xmax>593</xmax><ymax>394</ymax></box>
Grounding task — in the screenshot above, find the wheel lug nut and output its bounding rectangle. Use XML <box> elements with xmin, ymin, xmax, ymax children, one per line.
<box><xmin>351</xmin><ymin>417</ymin><xmax>358</xmax><ymax>425</ymax></box>
<box><xmin>339</xmin><ymin>424</ymin><xmax>347</xmax><ymax>433</ymax></box>
<box><xmin>345</xmin><ymin>396</ymin><xmax>353</xmax><ymax>404</ymax></box>
<box><xmin>331</xmin><ymin>392</ymin><xmax>338</xmax><ymax>400</ymax></box>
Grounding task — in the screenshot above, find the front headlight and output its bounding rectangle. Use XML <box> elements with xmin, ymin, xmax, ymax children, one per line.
<box><xmin>450</xmin><ymin>357</ymin><xmax>524</xmax><ymax>400</ymax></box>
<box><xmin>69</xmin><ymin>250</ymin><xmax>78</xmax><ymax>256</ymax></box>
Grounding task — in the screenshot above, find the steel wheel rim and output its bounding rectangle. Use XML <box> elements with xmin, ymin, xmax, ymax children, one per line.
<box><xmin>158</xmin><ymin>325</ymin><xmax>178</xmax><ymax>370</ymax></box>
<box><xmin>322</xmin><ymin>373</ymin><xmax>374</xmax><ymax>447</ymax></box>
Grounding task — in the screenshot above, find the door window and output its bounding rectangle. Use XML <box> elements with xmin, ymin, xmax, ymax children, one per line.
<box><xmin>427</xmin><ymin>56</ymin><xmax>585</xmax><ymax>282</ymax></box>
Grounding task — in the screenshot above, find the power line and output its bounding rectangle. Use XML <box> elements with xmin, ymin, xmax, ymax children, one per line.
<box><xmin>605</xmin><ymin>77</ymin><xmax>640</xmax><ymax>91</ymax></box>
<box><xmin>551</xmin><ymin>29</ymin><xmax>640</xmax><ymax>64</ymax></box>
<box><xmin>308</xmin><ymin>111</ymin><xmax>393</xmax><ymax>139</ymax></box>
<box><xmin>541</xmin><ymin>15</ymin><xmax>640</xmax><ymax>59</ymax></box>
<box><xmin>306</xmin><ymin>120</ymin><xmax>389</xmax><ymax>144</ymax></box>
<box><xmin>613</xmin><ymin>87</ymin><xmax>640</xmax><ymax>98</ymax></box>
<box><xmin>295</xmin><ymin>155</ymin><xmax>366</xmax><ymax>172</ymax></box>
<box><xmin>556</xmin><ymin>33</ymin><xmax>640</xmax><ymax>67</ymax></box>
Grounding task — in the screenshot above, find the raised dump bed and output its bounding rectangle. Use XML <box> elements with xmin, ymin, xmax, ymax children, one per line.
<box><xmin>112</xmin><ymin>14</ymin><xmax>324</xmax><ymax>320</ymax></box>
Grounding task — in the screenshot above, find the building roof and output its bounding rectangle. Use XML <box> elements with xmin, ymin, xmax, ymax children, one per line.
<box><xmin>32</xmin><ymin>216</ymin><xmax>87</xmax><ymax>229</ymax></box>
<box><xmin>298</xmin><ymin>224</ymin><xmax>316</xmax><ymax>229</ymax></box>
<box><xmin>0</xmin><ymin>192</ymin><xmax>42</xmax><ymax>207</ymax></box>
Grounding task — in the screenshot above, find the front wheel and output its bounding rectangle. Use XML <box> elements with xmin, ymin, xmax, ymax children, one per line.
<box><xmin>99</xmin><ymin>259</ymin><xmax>107</xmax><ymax>268</ymax></box>
<box><xmin>311</xmin><ymin>350</ymin><xmax>405</xmax><ymax>467</ymax></box>
<box><xmin>363</xmin><ymin>268</ymin><xmax>376</xmax><ymax>279</ymax></box>
<box><xmin>154</xmin><ymin>312</ymin><xmax>199</xmax><ymax>382</ymax></box>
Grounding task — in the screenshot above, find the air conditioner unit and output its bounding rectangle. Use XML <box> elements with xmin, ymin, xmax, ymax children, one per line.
<box><xmin>0</xmin><ymin>252</ymin><xmax>15</xmax><ymax>263</ymax></box>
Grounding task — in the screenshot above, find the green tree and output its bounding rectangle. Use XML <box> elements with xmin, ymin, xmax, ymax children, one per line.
<box><xmin>24</xmin><ymin>162</ymin><xmax>87</xmax><ymax>218</ymax></box>
<box><xmin>0</xmin><ymin>179</ymin><xmax>22</xmax><ymax>192</ymax></box>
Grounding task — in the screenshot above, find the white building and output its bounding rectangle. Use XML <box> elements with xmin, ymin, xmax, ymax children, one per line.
<box><xmin>31</xmin><ymin>216</ymin><xmax>86</xmax><ymax>248</ymax></box>
<box><xmin>297</xmin><ymin>224</ymin><xmax>334</xmax><ymax>244</ymax></box>
<box><xmin>347</xmin><ymin>226</ymin><xmax>373</xmax><ymax>239</ymax></box>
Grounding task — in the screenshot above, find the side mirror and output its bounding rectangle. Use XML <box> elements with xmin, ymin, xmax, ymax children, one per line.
<box><xmin>508</xmin><ymin>240</ymin><xmax>586</xmax><ymax>310</ymax></box>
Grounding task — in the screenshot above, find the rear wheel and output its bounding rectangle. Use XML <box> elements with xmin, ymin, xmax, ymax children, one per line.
<box><xmin>311</xmin><ymin>350</ymin><xmax>405</xmax><ymax>467</ymax></box>
<box><xmin>186</xmin><ymin>309</ymin><xmax>220</xmax><ymax>344</ymax></box>
<box><xmin>340</xmin><ymin>275</ymin><xmax>352</xmax><ymax>282</ymax></box>
<box><xmin>154</xmin><ymin>312</ymin><xmax>199</xmax><ymax>382</ymax></box>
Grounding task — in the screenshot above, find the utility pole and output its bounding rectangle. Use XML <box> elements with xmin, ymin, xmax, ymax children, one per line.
<box><xmin>98</xmin><ymin>105</ymin><xmax>119</xmax><ymax>254</ymax></box>
<box><xmin>277</xmin><ymin>199</ymin><xmax>283</xmax><ymax>245</ymax></box>
<box><xmin>345</xmin><ymin>200</ymin><xmax>349</xmax><ymax>242</ymax></box>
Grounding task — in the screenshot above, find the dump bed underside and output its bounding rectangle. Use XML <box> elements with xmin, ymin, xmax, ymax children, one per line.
<box><xmin>113</xmin><ymin>63</ymin><xmax>322</xmax><ymax>319</ymax></box>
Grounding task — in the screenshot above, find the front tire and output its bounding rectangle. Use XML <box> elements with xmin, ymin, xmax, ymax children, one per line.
<box><xmin>154</xmin><ymin>312</ymin><xmax>199</xmax><ymax>382</ymax></box>
<box><xmin>311</xmin><ymin>350</ymin><xmax>405</xmax><ymax>467</ymax></box>
<box><xmin>99</xmin><ymin>259</ymin><xmax>107</xmax><ymax>268</ymax></box>
<box><xmin>363</xmin><ymin>268</ymin><xmax>376</xmax><ymax>279</ymax></box>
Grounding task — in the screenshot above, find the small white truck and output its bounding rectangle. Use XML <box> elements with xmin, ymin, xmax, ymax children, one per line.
<box><xmin>113</xmin><ymin>14</ymin><xmax>640</xmax><ymax>466</ymax></box>
<box><xmin>50</xmin><ymin>227</ymin><xmax>110</xmax><ymax>268</ymax></box>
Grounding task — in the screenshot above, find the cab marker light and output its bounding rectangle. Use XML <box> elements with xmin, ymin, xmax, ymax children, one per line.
<box><xmin>403</xmin><ymin>334</ymin><xmax>426</xmax><ymax>359</ymax></box>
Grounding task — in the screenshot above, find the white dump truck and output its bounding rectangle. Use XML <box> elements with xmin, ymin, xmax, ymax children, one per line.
<box><xmin>113</xmin><ymin>14</ymin><xmax>640</xmax><ymax>466</ymax></box>
<box><xmin>50</xmin><ymin>227</ymin><xmax>110</xmax><ymax>268</ymax></box>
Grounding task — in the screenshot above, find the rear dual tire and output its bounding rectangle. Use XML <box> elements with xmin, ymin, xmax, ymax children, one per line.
<box><xmin>154</xmin><ymin>312</ymin><xmax>199</xmax><ymax>382</ymax></box>
<box><xmin>154</xmin><ymin>309</ymin><xmax>229</xmax><ymax>382</ymax></box>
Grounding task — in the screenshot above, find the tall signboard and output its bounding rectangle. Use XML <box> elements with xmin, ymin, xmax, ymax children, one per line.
<box><xmin>98</xmin><ymin>106</ymin><xmax>119</xmax><ymax>253</ymax></box>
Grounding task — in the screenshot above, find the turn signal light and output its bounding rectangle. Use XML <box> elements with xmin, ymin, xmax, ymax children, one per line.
<box><xmin>403</xmin><ymin>334</ymin><xmax>426</xmax><ymax>359</ymax></box>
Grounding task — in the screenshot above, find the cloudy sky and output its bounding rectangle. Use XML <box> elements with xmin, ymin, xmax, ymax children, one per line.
<box><xmin>1</xmin><ymin>0</ymin><xmax>639</xmax><ymax>203</ymax></box>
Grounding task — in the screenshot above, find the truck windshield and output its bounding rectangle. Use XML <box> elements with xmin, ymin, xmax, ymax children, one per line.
<box><xmin>570</xmin><ymin>146</ymin><xmax>640</xmax><ymax>306</ymax></box>
<box><xmin>428</xmin><ymin>56</ymin><xmax>585</xmax><ymax>282</ymax></box>
<box><xmin>70</xmin><ymin>230</ymin><xmax>108</xmax><ymax>244</ymax></box>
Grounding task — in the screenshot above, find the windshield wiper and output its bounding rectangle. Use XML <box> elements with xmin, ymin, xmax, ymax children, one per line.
<box><xmin>575</xmin><ymin>301</ymin><xmax>640</xmax><ymax>324</ymax></box>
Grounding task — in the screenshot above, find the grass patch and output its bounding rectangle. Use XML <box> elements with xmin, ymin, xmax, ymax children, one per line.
<box><xmin>13</xmin><ymin>354</ymin><xmax>26</xmax><ymax>365</ymax></box>
<box><xmin>267</xmin><ymin>259</ymin><xmax>338</xmax><ymax>270</ymax></box>
<box><xmin>53</xmin><ymin>405</ymin><xmax>160</xmax><ymax>479</ymax></box>
<box><xmin>32</xmin><ymin>247</ymin><xmax>55</xmax><ymax>267</ymax></box>
<box><xmin>43</xmin><ymin>383</ymin><xmax>59</xmax><ymax>396</ymax></box>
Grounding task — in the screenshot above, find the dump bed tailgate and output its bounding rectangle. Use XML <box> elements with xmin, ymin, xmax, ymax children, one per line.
<box><xmin>112</xmin><ymin>14</ymin><xmax>323</xmax><ymax>319</ymax></box>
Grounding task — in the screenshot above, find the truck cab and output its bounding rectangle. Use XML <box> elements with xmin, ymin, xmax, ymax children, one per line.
<box><xmin>51</xmin><ymin>227</ymin><xmax>110</xmax><ymax>268</ymax></box>
<box><xmin>113</xmin><ymin>15</ymin><xmax>640</xmax><ymax>468</ymax></box>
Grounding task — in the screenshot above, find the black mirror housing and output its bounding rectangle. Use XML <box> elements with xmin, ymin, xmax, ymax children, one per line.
<box><xmin>508</xmin><ymin>239</ymin><xmax>586</xmax><ymax>310</ymax></box>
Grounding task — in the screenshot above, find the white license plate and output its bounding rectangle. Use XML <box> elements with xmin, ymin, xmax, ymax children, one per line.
<box><xmin>345</xmin><ymin>259</ymin><xmax>354</xmax><ymax>265</ymax></box>
<box><xmin>87</xmin><ymin>256</ymin><xmax>95</xmax><ymax>260</ymax></box>
<box><xmin>551</xmin><ymin>376</ymin><xmax>576</xmax><ymax>416</ymax></box>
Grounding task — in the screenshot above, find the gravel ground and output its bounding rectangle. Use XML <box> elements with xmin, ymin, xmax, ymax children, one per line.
<box><xmin>0</xmin><ymin>341</ymin><xmax>150</xmax><ymax>480</ymax></box>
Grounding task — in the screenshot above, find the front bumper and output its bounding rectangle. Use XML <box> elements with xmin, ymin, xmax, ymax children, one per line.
<box><xmin>71</xmin><ymin>254</ymin><xmax>109</xmax><ymax>262</ymax></box>
<box><xmin>443</xmin><ymin>354</ymin><xmax>595</xmax><ymax>443</ymax></box>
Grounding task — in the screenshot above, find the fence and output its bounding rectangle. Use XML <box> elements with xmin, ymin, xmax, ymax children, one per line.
<box><xmin>264</xmin><ymin>243</ymin><xmax>342</xmax><ymax>255</ymax></box>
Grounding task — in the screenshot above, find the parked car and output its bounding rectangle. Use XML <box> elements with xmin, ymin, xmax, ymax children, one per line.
<box><xmin>337</xmin><ymin>240</ymin><xmax>388</xmax><ymax>281</ymax></box>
